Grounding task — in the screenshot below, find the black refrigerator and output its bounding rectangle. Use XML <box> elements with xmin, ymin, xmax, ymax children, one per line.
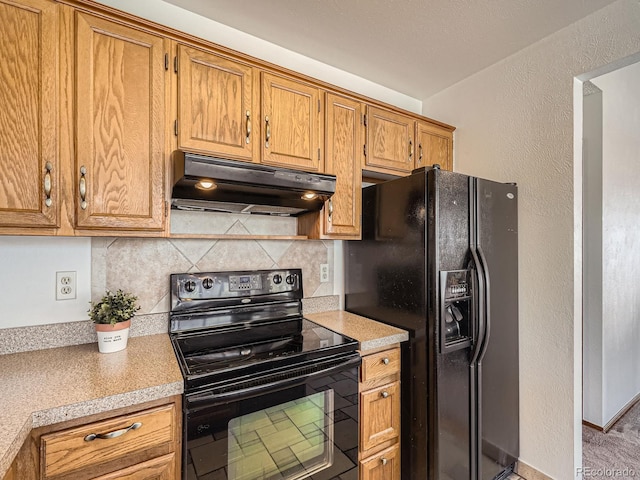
<box><xmin>345</xmin><ymin>167</ymin><xmax>519</xmax><ymax>480</ymax></box>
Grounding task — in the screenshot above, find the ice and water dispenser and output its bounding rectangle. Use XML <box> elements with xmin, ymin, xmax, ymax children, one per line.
<box><xmin>440</xmin><ymin>270</ymin><xmax>473</xmax><ymax>352</ymax></box>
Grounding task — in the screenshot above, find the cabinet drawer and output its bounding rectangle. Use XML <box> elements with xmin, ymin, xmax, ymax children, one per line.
<box><xmin>41</xmin><ymin>404</ymin><xmax>175</xmax><ymax>478</ymax></box>
<box><xmin>92</xmin><ymin>452</ymin><xmax>176</xmax><ymax>480</ymax></box>
<box><xmin>360</xmin><ymin>381</ymin><xmax>400</xmax><ymax>451</ymax></box>
<box><xmin>361</xmin><ymin>348</ymin><xmax>400</xmax><ymax>383</ymax></box>
<box><xmin>360</xmin><ymin>444</ymin><xmax>400</xmax><ymax>480</ymax></box>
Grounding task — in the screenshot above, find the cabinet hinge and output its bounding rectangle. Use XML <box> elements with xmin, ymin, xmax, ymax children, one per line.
<box><xmin>165</xmin><ymin>201</ymin><xmax>169</xmax><ymax>217</ymax></box>
<box><xmin>318</xmin><ymin>148</ymin><xmax>320</xmax><ymax>161</ymax></box>
<box><xmin>174</xmin><ymin>56</ymin><xmax>178</xmax><ymax>73</ymax></box>
<box><xmin>363</xmin><ymin>144</ymin><xmax>367</xmax><ymax>157</ymax></box>
<box><xmin>363</xmin><ymin>114</ymin><xmax>367</xmax><ymax>127</ymax></box>
<box><xmin>164</xmin><ymin>53</ymin><xmax>169</xmax><ymax>71</ymax></box>
<box><xmin>174</xmin><ymin>120</ymin><xmax>178</xmax><ymax>137</ymax></box>
<box><xmin>318</xmin><ymin>99</ymin><xmax>321</xmax><ymax>113</ymax></box>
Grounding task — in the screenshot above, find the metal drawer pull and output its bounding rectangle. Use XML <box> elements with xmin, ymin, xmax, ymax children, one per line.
<box><xmin>44</xmin><ymin>162</ymin><xmax>53</xmax><ymax>207</ymax></box>
<box><xmin>381</xmin><ymin>391</ymin><xmax>389</xmax><ymax>398</ymax></box>
<box><xmin>84</xmin><ymin>421</ymin><xmax>142</xmax><ymax>441</ymax></box>
<box><xmin>382</xmin><ymin>357</ymin><xmax>390</xmax><ymax>365</ymax></box>
<box><xmin>381</xmin><ymin>457</ymin><xmax>388</xmax><ymax>466</ymax></box>
<box><xmin>79</xmin><ymin>166</ymin><xmax>87</xmax><ymax>210</ymax></box>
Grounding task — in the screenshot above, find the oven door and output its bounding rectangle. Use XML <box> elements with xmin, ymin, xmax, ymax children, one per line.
<box><xmin>183</xmin><ymin>354</ymin><xmax>360</xmax><ymax>480</ymax></box>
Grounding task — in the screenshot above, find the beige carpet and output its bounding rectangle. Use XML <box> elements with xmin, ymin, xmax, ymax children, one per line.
<box><xmin>583</xmin><ymin>401</ymin><xmax>640</xmax><ymax>474</ymax></box>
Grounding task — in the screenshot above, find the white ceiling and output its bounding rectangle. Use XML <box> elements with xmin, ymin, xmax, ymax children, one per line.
<box><xmin>163</xmin><ymin>0</ymin><xmax>617</xmax><ymax>100</ymax></box>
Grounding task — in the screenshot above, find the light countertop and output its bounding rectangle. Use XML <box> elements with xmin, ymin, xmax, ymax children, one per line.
<box><xmin>0</xmin><ymin>334</ymin><xmax>183</xmax><ymax>478</ymax></box>
<box><xmin>305</xmin><ymin>310</ymin><xmax>409</xmax><ymax>352</ymax></box>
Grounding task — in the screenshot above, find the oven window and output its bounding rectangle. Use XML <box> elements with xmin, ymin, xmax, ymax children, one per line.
<box><xmin>227</xmin><ymin>391</ymin><xmax>334</xmax><ymax>480</ymax></box>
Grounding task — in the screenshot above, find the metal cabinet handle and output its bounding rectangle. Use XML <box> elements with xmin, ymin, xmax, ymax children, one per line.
<box><xmin>409</xmin><ymin>138</ymin><xmax>413</xmax><ymax>162</ymax></box>
<box><xmin>327</xmin><ymin>199</ymin><xmax>333</xmax><ymax>223</ymax></box>
<box><xmin>79</xmin><ymin>166</ymin><xmax>87</xmax><ymax>210</ymax></box>
<box><xmin>265</xmin><ymin>115</ymin><xmax>271</xmax><ymax>148</ymax></box>
<box><xmin>382</xmin><ymin>357</ymin><xmax>390</xmax><ymax>365</ymax></box>
<box><xmin>381</xmin><ymin>457</ymin><xmax>388</xmax><ymax>466</ymax></box>
<box><xmin>43</xmin><ymin>162</ymin><xmax>53</xmax><ymax>207</ymax></box>
<box><xmin>246</xmin><ymin>110</ymin><xmax>251</xmax><ymax>144</ymax></box>
<box><xmin>84</xmin><ymin>422</ymin><xmax>142</xmax><ymax>442</ymax></box>
<box><xmin>418</xmin><ymin>143</ymin><xmax>423</xmax><ymax>164</ymax></box>
<box><xmin>381</xmin><ymin>391</ymin><xmax>389</xmax><ymax>398</ymax></box>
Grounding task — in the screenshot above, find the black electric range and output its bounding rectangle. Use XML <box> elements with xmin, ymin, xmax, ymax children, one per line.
<box><xmin>169</xmin><ymin>268</ymin><xmax>361</xmax><ymax>480</ymax></box>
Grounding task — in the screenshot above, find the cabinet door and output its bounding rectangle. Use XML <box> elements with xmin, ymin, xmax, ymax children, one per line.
<box><xmin>74</xmin><ymin>12</ymin><xmax>166</xmax><ymax>231</ymax></box>
<box><xmin>360</xmin><ymin>381</ymin><xmax>400</xmax><ymax>451</ymax></box>
<box><xmin>365</xmin><ymin>106</ymin><xmax>414</xmax><ymax>175</ymax></box>
<box><xmin>177</xmin><ymin>45</ymin><xmax>257</xmax><ymax>162</ymax></box>
<box><xmin>416</xmin><ymin>121</ymin><xmax>453</xmax><ymax>171</ymax></box>
<box><xmin>360</xmin><ymin>444</ymin><xmax>400</xmax><ymax>480</ymax></box>
<box><xmin>0</xmin><ymin>0</ymin><xmax>58</xmax><ymax>229</ymax></box>
<box><xmin>323</xmin><ymin>93</ymin><xmax>362</xmax><ymax>238</ymax></box>
<box><xmin>261</xmin><ymin>72</ymin><xmax>322</xmax><ymax>171</ymax></box>
<box><xmin>93</xmin><ymin>453</ymin><xmax>175</xmax><ymax>480</ymax></box>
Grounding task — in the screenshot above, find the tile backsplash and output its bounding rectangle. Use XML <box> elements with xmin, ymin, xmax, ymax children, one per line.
<box><xmin>92</xmin><ymin>234</ymin><xmax>335</xmax><ymax>314</ymax></box>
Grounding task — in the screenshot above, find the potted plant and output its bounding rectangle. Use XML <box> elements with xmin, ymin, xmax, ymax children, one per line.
<box><xmin>89</xmin><ymin>289</ymin><xmax>140</xmax><ymax>353</ymax></box>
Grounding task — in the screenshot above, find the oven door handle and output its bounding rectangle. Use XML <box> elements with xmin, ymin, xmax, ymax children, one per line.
<box><xmin>186</xmin><ymin>354</ymin><xmax>361</xmax><ymax>408</ymax></box>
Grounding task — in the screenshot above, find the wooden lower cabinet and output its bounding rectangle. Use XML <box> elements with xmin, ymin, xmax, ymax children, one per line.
<box><xmin>359</xmin><ymin>346</ymin><xmax>401</xmax><ymax>480</ymax></box>
<box><xmin>7</xmin><ymin>396</ymin><xmax>181</xmax><ymax>480</ymax></box>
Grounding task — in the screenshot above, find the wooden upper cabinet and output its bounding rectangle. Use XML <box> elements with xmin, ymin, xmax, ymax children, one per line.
<box><xmin>364</xmin><ymin>106</ymin><xmax>415</xmax><ymax>175</ymax></box>
<box><xmin>261</xmin><ymin>72</ymin><xmax>323</xmax><ymax>172</ymax></box>
<box><xmin>177</xmin><ymin>45</ymin><xmax>258</xmax><ymax>162</ymax></box>
<box><xmin>74</xmin><ymin>12</ymin><xmax>167</xmax><ymax>231</ymax></box>
<box><xmin>323</xmin><ymin>93</ymin><xmax>362</xmax><ymax>238</ymax></box>
<box><xmin>0</xmin><ymin>0</ymin><xmax>58</xmax><ymax>229</ymax></box>
<box><xmin>415</xmin><ymin>121</ymin><xmax>453</xmax><ymax>171</ymax></box>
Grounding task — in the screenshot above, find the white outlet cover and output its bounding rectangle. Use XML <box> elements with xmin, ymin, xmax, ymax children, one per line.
<box><xmin>320</xmin><ymin>264</ymin><xmax>329</xmax><ymax>283</ymax></box>
<box><xmin>56</xmin><ymin>271</ymin><xmax>77</xmax><ymax>300</ymax></box>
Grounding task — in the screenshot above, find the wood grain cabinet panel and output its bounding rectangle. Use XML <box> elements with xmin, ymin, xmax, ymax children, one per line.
<box><xmin>261</xmin><ymin>72</ymin><xmax>322</xmax><ymax>172</ymax></box>
<box><xmin>360</xmin><ymin>444</ymin><xmax>400</xmax><ymax>480</ymax></box>
<box><xmin>0</xmin><ymin>0</ymin><xmax>59</xmax><ymax>229</ymax></box>
<box><xmin>360</xmin><ymin>381</ymin><xmax>400</xmax><ymax>452</ymax></box>
<box><xmin>41</xmin><ymin>404</ymin><xmax>175</xmax><ymax>479</ymax></box>
<box><xmin>93</xmin><ymin>453</ymin><xmax>176</xmax><ymax>480</ymax></box>
<box><xmin>74</xmin><ymin>12</ymin><xmax>167</xmax><ymax>231</ymax></box>
<box><xmin>365</xmin><ymin>105</ymin><xmax>415</xmax><ymax>175</ymax></box>
<box><xmin>177</xmin><ymin>45</ymin><xmax>258</xmax><ymax>162</ymax></box>
<box><xmin>416</xmin><ymin>121</ymin><xmax>453</xmax><ymax>171</ymax></box>
<box><xmin>299</xmin><ymin>92</ymin><xmax>362</xmax><ymax>239</ymax></box>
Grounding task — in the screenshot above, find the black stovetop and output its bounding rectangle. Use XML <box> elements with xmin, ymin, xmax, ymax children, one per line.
<box><xmin>172</xmin><ymin>317</ymin><xmax>358</xmax><ymax>391</ymax></box>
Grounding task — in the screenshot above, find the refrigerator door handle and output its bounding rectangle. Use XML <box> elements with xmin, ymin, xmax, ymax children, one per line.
<box><xmin>476</xmin><ymin>245</ymin><xmax>491</xmax><ymax>363</ymax></box>
<box><xmin>469</xmin><ymin>247</ymin><xmax>485</xmax><ymax>365</ymax></box>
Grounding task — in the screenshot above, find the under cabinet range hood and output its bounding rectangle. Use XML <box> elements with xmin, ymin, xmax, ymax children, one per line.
<box><xmin>171</xmin><ymin>150</ymin><xmax>336</xmax><ymax>216</ymax></box>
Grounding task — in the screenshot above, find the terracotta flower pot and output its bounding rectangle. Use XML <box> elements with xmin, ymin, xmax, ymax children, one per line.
<box><xmin>95</xmin><ymin>319</ymin><xmax>131</xmax><ymax>353</ymax></box>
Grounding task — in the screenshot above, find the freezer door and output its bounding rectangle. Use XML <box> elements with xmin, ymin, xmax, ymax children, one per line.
<box><xmin>430</xmin><ymin>169</ymin><xmax>473</xmax><ymax>480</ymax></box>
<box><xmin>476</xmin><ymin>178</ymin><xmax>519</xmax><ymax>480</ymax></box>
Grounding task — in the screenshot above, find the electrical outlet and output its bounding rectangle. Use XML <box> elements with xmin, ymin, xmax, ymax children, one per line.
<box><xmin>56</xmin><ymin>271</ymin><xmax>77</xmax><ymax>300</ymax></box>
<box><xmin>320</xmin><ymin>264</ymin><xmax>329</xmax><ymax>283</ymax></box>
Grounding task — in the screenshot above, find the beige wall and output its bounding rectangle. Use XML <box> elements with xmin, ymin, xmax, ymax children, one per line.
<box><xmin>421</xmin><ymin>1</ymin><xmax>640</xmax><ymax>478</ymax></box>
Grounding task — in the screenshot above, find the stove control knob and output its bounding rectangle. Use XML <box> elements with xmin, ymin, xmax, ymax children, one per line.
<box><xmin>184</xmin><ymin>280</ymin><xmax>197</xmax><ymax>293</ymax></box>
<box><xmin>202</xmin><ymin>277</ymin><xmax>214</xmax><ymax>289</ymax></box>
<box><xmin>286</xmin><ymin>274</ymin><xmax>296</xmax><ymax>285</ymax></box>
<box><xmin>273</xmin><ymin>274</ymin><xmax>283</xmax><ymax>284</ymax></box>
